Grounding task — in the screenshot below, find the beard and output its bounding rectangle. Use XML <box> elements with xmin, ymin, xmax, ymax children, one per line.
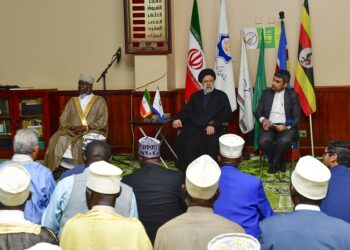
<box><xmin>203</xmin><ymin>86</ymin><xmax>214</xmax><ymax>95</ymax></box>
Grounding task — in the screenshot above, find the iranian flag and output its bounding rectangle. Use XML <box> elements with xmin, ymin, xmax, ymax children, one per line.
<box><xmin>185</xmin><ymin>0</ymin><xmax>206</xmax><ymax>101</ymax></box>
<box><xmin>140</xmin><ymin>89</ymin><xmax>152</xmax><ymax>118</ymax></box>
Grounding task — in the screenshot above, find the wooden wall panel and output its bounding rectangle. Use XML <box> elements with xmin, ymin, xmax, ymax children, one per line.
<box><xmin>56</xmin><ymin>86</ymin><xmax>350</xmax><ymax>157</ymax></box>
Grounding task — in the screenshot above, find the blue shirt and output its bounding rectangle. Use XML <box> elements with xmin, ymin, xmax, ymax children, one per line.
<box><xmin>0</xmin><ymin>157</ymin><xmax>56</xmax><ymax>224</ymax></box>
<box><xmin>42</xmin><ymin>169</ymin><xmax>139</xmax><ymax>235</ymax></box>
<box><xmin>60</xmin><ymin>164</ymin><xmax>85</xmax><ymax>180</ymax></box>
<box><xmin>214</xmin><ymin>165</ymin><xmax>275</xmax><ymax>238</ymax></box>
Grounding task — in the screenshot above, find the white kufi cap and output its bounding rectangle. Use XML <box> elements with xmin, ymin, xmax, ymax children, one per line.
<box><xmin>79</xmin><ymin>73</ymin><xmax>95</xmax><ymax>84</ymax></box>
<box><xmin>0</xmin><ymin>163</ymin><xmax>31</xmax><ymax>206</ymax></box>
<box><xmin>186</xmin><ymin>155</ymin><xmax>221</xmax><ymax>200</ymax></box>
<box><xmin>138</xmin><ymin>136</ymin><xmax>160</xmax><ymax>158</ymax></box>
<box><xmin>219</xmin><ymin>134</ymin><xmax>245</xmax><ymax>158</ymax></box>
<box><xmin>86</xmin><ymin>161</ymin><xmax>122</xmax><ymax>194</ymax></box>
<box><xmin>291</xmin><ymin>155</ymin><xmax>330</xmax><ymax>200</ymax></box>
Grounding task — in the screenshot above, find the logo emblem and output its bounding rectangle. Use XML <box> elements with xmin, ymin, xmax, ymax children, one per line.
<box><xmin>188</xmin><ymin>49</ymin><xmax>204</xmax><ymax>70</ymax></box>
<box><xmin>217</xmin><ymin>34</ymin><xmax>232</xmax><ymax>63</ymax></box>
<box><xmin>299</xmin><ymin>48</ymin><xmax>312</xmax><ymax>68</ymax></box>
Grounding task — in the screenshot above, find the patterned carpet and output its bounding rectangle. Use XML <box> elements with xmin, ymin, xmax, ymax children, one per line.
<box><xmin>111</xmin><ymin>154</ymin><xmax>294</xmax><ymax>213</ymax></box>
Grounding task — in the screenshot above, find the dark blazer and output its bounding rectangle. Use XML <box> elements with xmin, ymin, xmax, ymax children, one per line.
<box><xmin>122</xmin><ymin>163</ymin><xmax>186</xmax><ymax>244</ymax></box>
<box><xmin>259</xmin><ymin>209</ymin><xmax>350</xmax><ymax>250</ymax></box>
<box><xmin>254</xmin><ymin>88</ymin><xmax>301</xmax><ymax>130</ymax></box>
<box><xmin>321</xmin><ymin>165</ymin><xmax>350</xmax><ymax>223</ymax></box>
<box><xmin>177</xmin><ymin>89</ymin><xmax>232</xmax><ymax>129</ymax></box>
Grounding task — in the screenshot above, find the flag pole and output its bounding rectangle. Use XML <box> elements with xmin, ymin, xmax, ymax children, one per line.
<box><xmin>309</xmin><ymin>114</ymin><xmax>314</xmax><ymax>156</ymax></box>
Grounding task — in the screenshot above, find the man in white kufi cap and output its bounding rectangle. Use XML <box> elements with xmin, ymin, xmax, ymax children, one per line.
<box><xmin>44</xmin><ymin>72</ymin><xmax>108</xmax><ymax>180</ymax></box>
<box><xmin>260</xmin><ymin>155</ymin><xmax>350</xmax><ymax>250</ymax></box>
<box><xmin>0</xmin><ymin>163</ymin><xmax>58</xmax><ymax>249</ymax></box>
<box><xmin>123</xmin><ymin>136</ymin><xmax>186</xmax><ymax>243</ymax></box>
<box><xmin>60</xmin><ymin>160</ymin><xmax>152</xmax><ymax>250</ymax></box>
<box><xmin>214</xmin><ymin>134</ymin><xmax>274</xmax><ymax>238</ymax></box>
<box><xmin>154</xmin><ymin>155</ymin><xmax>244</xmax><ymax>250</ymax></box>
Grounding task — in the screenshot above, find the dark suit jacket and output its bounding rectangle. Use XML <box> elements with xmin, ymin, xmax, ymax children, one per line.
<box><xmin>321</xmin><ymin>165</ymin><xmax>350</xmax><ymax>223</ymax></box>
<box><xmin>259</xmin><ymin>209</ymin><xmax>350</xmax><ymax>250</ymax></box>
<box><xmin>177</xmin><ymin>89</ymin><xmax>232</xmax><ymax>129</ymax></box>
<box><xmin>254</xmin><ymin>88</ymin><xmax>301</xmax><ymax>130</ymax></box>
<box><xmin>122</xmin><ymin>163</ymin><xmax>186</xmax><ymax>244</ymax></box>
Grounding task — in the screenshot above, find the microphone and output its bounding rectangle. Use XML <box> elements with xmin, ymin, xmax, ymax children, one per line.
<box><xmin>114</xmin><ymin>47</ymin><xmax>122</xmax><ymax>64</ymax></box>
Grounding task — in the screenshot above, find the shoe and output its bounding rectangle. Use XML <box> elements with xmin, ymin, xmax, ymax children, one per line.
<box><xmin>268</xmin><ymin>166</ymin><xmax>278</xmax><ymax>174</ymax></box>
<box><xmin>279</xmin><ymin>161</ymin><xmax>287</xmax><ymax>173</ymax></box>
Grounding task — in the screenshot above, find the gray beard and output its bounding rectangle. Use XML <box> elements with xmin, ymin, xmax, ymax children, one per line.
<box><xmin>203</xmin><ymin>87</ymin><xmax>214</xmax><ymax>95</ymax></box>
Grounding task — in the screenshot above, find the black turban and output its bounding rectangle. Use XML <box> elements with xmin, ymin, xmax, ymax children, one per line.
<box><xmin>198</xmin><ymin>68</ymin><xmax>216</xmax><ymax>83</ymax></box>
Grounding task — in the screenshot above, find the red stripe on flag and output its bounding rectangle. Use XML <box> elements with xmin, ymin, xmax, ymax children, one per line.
<box><xmin>294</xmin><ymin>80</ymin><xmax>313</xmax><ymax>116</ymax></box>
<box><xmin>299</xmin><ymin>25</ymin><xmax>312</xmax><ymax>49</ymax></box>
<box><xmin>185</xmin><ymin>68</ymin><xmax>201</xmax><ymax>101</ymax></box>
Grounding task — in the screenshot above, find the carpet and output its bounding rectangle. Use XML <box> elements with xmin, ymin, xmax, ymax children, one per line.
<box><xmin>111</xmin><ymin>155</ymin><xmax>294</xmax><ymax>213</ymax></box>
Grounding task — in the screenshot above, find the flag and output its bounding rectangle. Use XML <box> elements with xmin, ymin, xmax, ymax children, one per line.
<box><xmin>214</xmin><ymin>0</ymin><xmax>236</xmax><ymax>111</ymax></box>
<box><xmin>252</xmin><ymin>30</ymin><xmax>267</xmax><ymax>151</ymax></box>
<box><xmin>294</xmin><ymin>0</ymin><xmax>316</xmax><ymax>116</ymax></box>
<box><xmin>140</xmin><ymin>89</ymin><xmax>152</xmax><ymax>118</ymax></box>
<box><xmin>152</xmin><ymin>87</ymin><xmax>164</xmax><ymax>121</ymax></box>
<box><xmin>276</xmin><ymin>17</ymin><xmax>289</xmax><ymax>73</ymax></box>
<box><xmin>185</xmin><ymin>0</ymin><xmax>206</xmax><ymax>101</ymax></box>
<box><xmin>237</xmin><ymin>32</ymin><xmax>254</xmax><ymax>134</ymax></box>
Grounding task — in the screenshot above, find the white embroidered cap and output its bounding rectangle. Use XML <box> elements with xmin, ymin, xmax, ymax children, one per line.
<box><xmin>219</xmin><ymin>134</ymin><xmax>245</xmax><ymax>158</ymax></box>
<box><xmin>0</xmin><ymin>163</ymin><xmax>31</xmax><ymax>206</ymax></box>
<box><xmin>186</xmin><ymin>155</ymin><xmax>221</xmax><ymax>200</ymax></box>
<box><xmin>138</xmin><ymin>136</ymin><xmax>160</xmax><ymax>158</ymax></box>
<box><xmin>291</xmin><ymin>155</ymin><xmax>331</xmax><ymax>200</ymax></box>
<box><xmin>79</xmin><ymin>73</ymin><xmax>95</xmax><ymax>84</ymax></box>
<box><xmin>86</xmin><ymin>160</ymin><xmax>122</xmax><ymax>194</ymax></box>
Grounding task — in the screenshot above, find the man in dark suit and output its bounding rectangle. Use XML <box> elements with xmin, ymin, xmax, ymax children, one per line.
<box><xmin>259</xmin><ymin>156</ymin><xmax>350</xmax><ymax>250</ymax></box>
<box><xmin>321</xmin><ymin>140</ymin><xmax>350</xmax><ymax>223</ymax></box>
<box><xmin>254</xmin><ymin>70</ymin><xmax>301</xmax><ymax>173</ymax></box>
<box><xmin>173</xmin><ymin>68</ymin><xmax>232</xmax><ymax>172</ymax></box>
<box><xmin>123</xmin><ymin>136</ymin><xmax>186</xmax><ymax>244</ymax></box>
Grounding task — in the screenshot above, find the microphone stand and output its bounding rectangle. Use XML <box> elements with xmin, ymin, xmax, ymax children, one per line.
<box><xmin>97</xmin><ymin>48</ymin><xmax>121</xmax><ymax>98</ymax></box>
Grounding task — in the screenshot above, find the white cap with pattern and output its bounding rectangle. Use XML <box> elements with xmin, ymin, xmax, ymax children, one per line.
<box><xmin>79</xmin><ymin>73</ymin><xmax>94</xmax><ymax>84</ymax></box>
<box><xmin>186</xmin><ymin>155</ymin><xmax>221</xmax><ymax>200</ymax></box>
<box><xmin>138</xmin><ymin>136</ymin><xmax>160</xmax><ymax>158</ymax></box>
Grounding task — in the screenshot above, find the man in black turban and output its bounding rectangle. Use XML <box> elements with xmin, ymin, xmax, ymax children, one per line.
<box><xmin>172</xmin><ymin>68</ymin><xmax>232</xmax><ymax>172</ymax></box>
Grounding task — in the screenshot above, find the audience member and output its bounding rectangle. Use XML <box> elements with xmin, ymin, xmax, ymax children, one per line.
<box><xmin>44</xmin><ymin>73</ymin><xmax>108</xmax><ymax>180</ymax></box>
<box><xmin>214</xmin><ymin>134</ymin><xmax>274</xmax><ymax>238</ymax></box>
<box><xmin>154</xmin><ymin>155</ymin><xmax>244</xmax><ymax>250</ymax></box>
<box><xmin>259</xmin><ymin>155</ymin><xmax>350</xmax><ymax>250</ymax></box>
<box><xmin>42</xmin><ymin>141</ymin><xmax>138</xmax><ymax>236</ymax></box>
<box><xmin>173</xmin><ymin>68</ymin><xmax>232</xmax><ymax>172</ymax></box>
<box><xmin>60</xmin><ymin>161</ymin><xmax>152</xmax><ymax>250</ymax></box>
<box><xmin>123</xmin><ymin>136</ymin><xmax>186</xmax><ymax>243</ymax></box>
<box><xmin>321</xmin><ymin>140</ymin><xmax>350</xmax><ymax>223</ymax></box>
<box><xmin>0</xmin><ymin>128</ymin><xmax>55</xmax><ymax>224</ymax></box>
<box><xmin>0</xmin><ymin>163</ymin><xmax>58</xmax><ymax>249</ymax></box>
<box><xmin>254</xmin><ymin>70</ymin><xmax>301</xmax><ymax>173</ymax></box>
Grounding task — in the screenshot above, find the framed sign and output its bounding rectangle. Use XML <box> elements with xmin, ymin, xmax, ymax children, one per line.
<box><xmin>123</xmin><ymin>0</ymin><xmax>172</xmax><ymax>54</ymax></box>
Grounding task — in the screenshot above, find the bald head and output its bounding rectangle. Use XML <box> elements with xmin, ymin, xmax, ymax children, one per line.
<box><xmin>84</xmin><ymin>141</ymin><xmax>112</xmax><ymax>167</ymax></box>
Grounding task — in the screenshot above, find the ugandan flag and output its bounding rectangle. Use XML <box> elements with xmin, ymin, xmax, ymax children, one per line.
<box><xmin>294</xmin><ymin>0</ymin><xmax>316</xmax><ymax>116</ymax></box>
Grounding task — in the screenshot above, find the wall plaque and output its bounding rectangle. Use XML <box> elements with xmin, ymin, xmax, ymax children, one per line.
<box><xmin>124</xmin><ymin>0</ymin><xmax>172</xmax><ymax>54</ymax></box>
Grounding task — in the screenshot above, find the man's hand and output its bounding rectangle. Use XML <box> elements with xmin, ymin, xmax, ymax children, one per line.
<box><xmin>172</xmin><ymin>119</ymin><xmax>182</xmax><ymax>129</ymax></box>
<box><xmin>71</xmin><ymin>125</ymin><xmax>87</xmax><ymax>134</ymax></box>
<box><xmin>205</xmin><ymin>125</ymin><xmax>215</xmax><ymax>135</ymax></box>
<box><xmin>275</xmin><ymin>124</ymin><xmax>288</xmax><ymax>133</ymax></box>
<box><xmin>262</xmin><ymin>119</ymin><xmax>271</xmax><ymax>131</ymax></box>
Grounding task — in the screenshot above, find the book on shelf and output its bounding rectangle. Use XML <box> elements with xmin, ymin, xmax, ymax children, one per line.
<box><xmin>0</xmin><ymin>120</ymin><xmax>11</xmax><ymax>134</ymax></box>
<box><xmin>0</xmin><ymin>99</ymin><xmax>10</xmax><ymax>115</ymax></box>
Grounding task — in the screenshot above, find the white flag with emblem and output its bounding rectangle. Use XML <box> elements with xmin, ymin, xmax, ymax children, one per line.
<box><xmin>152</xmin><ymin>86</ymin><xmax>164</xmax><ymax>121</ymax></box>
<box><xmin>237</xmin><ymin>32</ymin><xmax>254</xmax><ymax>133</ymax></box>
<box><xmin>214</xmin><ymin>0</ymin><xmax>236</xmax><ymax>111</ymax></box>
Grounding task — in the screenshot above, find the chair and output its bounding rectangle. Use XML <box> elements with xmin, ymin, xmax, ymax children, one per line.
<box><xmin>208</xmin><ymin>233</ymin><xmax>261</xmax><ymax>250</ymax></box>
<box><xmin>259</xmin><ymin>140</ymin><xmax>300</xmax><ymax>177</ymax></box>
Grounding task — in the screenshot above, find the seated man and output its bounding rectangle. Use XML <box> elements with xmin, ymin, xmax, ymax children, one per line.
<box><xmin>44</xmin><ymin>73</ymin><xmax>108</xmax><ymax>180</ymax></box>
<box><xmin>254</xmin><ymin>70</ymin><xmax>301</xmax><ymax>173</ymax></box>
<box><xmin>60</xmin><ymin>161</ymin><xmax>152</xmax><ymax>250</ymax></box>
<box><xmin>0</xmin><ymin>128</ymin><xmax>55</xmax><ymax>224</ymax></box>
<box><xmin>0</xmin><ymin>163</ymin><xmax>58</xmax><ymax>249</ymax></box>
<box><xmin>42</xmin><ymin>142</ymin><xmax>138</xmax><ymax>236</ymax></box>
<box><xmin>154</xmin><ymin>155</ymin><xmax>244</xmax><ymax>250</ymax></box>
<box><xmin>321</xmin><ymin>140</ymin><xmax>350</xmax><ymax>223</ymax></box>
<box><xmin>259</xmin><ymin>156</ymin><xmax>350</xmax><ymax>250</ymax></box>
<box><xmin>123</xmin><ymin>137</ymin><xmax>186</xmax><ymax>243</ymax></box>
<box><xmin>214</xmin><ymin>134</ymin><xmax>274</xmax><ymax>238</ymax></box>
<box><xmin>173</xmin><ymin>68</ymin><xmax>232</xmax><ymax>172</ymax></box>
